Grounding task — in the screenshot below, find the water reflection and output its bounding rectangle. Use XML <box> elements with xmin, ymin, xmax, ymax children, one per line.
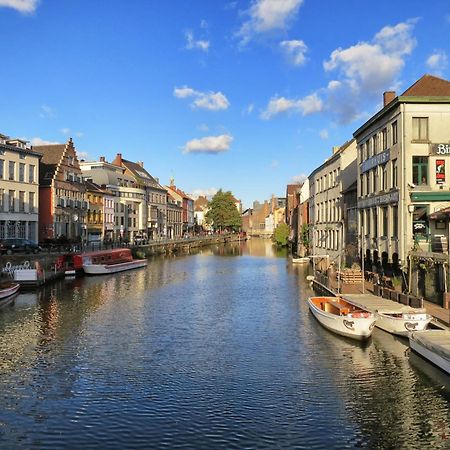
<box><xmin>0</xmin><ymin>239</ymin><xmax>449</xmax><ymax>449</ymax></box>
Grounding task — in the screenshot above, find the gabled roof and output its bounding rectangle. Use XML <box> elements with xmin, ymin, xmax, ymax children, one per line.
<box><xmin>33</xmin><ymin>144</ymin><xmax>66</xmax><ymax>165</ymax></box>
<box><xmin>121</xmin><ymin>159</ymin><xmax>164</xmax><ymax>190</ymax></box>
<box><xmin>167</xmin><ymin>185</ymin><xmax>193</xmax><ymax>201</ymax></box>
<box><xmin>401</xmin><ymin>74</ymin><xmax>450</xmax><ymax>97</ymax></box>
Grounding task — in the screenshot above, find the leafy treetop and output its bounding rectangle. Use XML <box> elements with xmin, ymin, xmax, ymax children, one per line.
<box><xmin>205</xmin><ymin>189</ymin><xmax>242</xmax><ymax>231</ymax></box>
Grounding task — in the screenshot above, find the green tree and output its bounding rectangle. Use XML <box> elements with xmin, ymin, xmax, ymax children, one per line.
<box><xmin>272</xmin><ymin>223</ymin><xmax>290</xmax><ymax>247</ymax></box>
<box><xmin>205</xmin><ymin>189</ymin><xmax>242</xmax><ymax>232</ymax></box>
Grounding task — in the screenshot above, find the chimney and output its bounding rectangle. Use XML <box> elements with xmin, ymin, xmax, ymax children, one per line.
<box><xmin>137</xmin><ymin>161</ymin><xmax>144</xmax><ymax>167</ymax></box>
<box><xmin>383</xmin><ymin>91</ymin><xmax>396</xmax><ymax>107</ymax></box>
<box><xmin>112</xmin><ymin>153</ymin><xmax>122</xmax><ymax>166</ymax></box>
<box><xmin>99</xmin><ymin>156</ymin><xmax>105</xmax><ymax>162</ymax></box>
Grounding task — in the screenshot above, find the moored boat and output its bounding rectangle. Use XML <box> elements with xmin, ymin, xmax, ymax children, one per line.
<box><xmin>409</xmin><ymin>330</ymin><xmax>450</xmax><ymax>374</ymax></box>
<box><xmin>74</xmin><ymin>248</ymin><xmax>147</xmax><ymax>275</ymax></box>
<box><xmin>376</xmin><ymin>310</ymin><xmax>432</xmax><ymax>336</ymax></box>
<box><xmin>0</xmin><ymin>282</ymin><xmax>20</xmax><ymax>307</ymax></box>
<box><xmin>308</xmin><ymin>296</ymin><xmax>377</xmax><ymax>341</ymax></box>
<box><xmin>292</xmin><ymin>257</ymin><xmax>309</xmax><ymax>264</ymax></box>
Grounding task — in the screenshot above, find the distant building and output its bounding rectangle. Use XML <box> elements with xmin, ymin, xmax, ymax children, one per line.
<box><xmin>0</xmin><ymin>134</ymin><xmax>41</xmax><ymax>242</ymax></box>
<box><xmin>166</xmin><ymin>180</ymin><xmax>194</xmax><ymax>234</ymax></box>
<box><xmin>194</xmin><ymin>195</ymin><xmax>210</xmax><ymax>230</ymax></box>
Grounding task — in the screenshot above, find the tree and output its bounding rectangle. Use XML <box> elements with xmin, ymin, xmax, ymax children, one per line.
<box><xmin>272</xmin><ymin>223</ymin><xmax>290</xmax><ymax>247</ymax></box>
<box><xmin>205</xmin><ymin>189</ymin><xmax>242</xmax><ymax>232</ymax></box>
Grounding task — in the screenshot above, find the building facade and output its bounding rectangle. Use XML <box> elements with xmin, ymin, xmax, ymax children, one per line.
<box><xmin>308</xmin><ymin>140</ymin><xmax>357</xmax><ymax>268</ymax></box>
<box><xmin>35</xmin><ymin>139</ymin><xmax>87</xmax><ymax>242</ymax></box>
<box><xmin>354</xmin><ymin>75</ymin><xmax>450</xmax><ymax>270</ymax></box>
<box><xmin>0</xmin><ymin>134</ymin><xmax>41</xmax><ymax>242</ymax></box>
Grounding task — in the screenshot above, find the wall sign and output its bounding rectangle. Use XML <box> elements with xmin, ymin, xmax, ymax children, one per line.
<box><xmin>360</xmin><ymin>149</ymin><xmax>390</xmax><ymax>174</ymax></box>
<box><xmin>436</xmin><ymin>159</ymin><xmax>445</xmax><ymax>184</ymax></box>
<box><xmin>430</xmin><ymin>143</ymin><xmax>450</xmax><ymax>155</ymax></box>
<box><xmin>357</xmin><ymin>190</ymin><xmax>399</xmax><ymax>209</ymax></box>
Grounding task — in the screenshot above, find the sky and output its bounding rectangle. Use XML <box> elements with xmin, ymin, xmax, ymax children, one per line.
<box><xmin>1</xmin><ymin>0</ymin><xmax>449</xmax><ymax>209</ymax></box>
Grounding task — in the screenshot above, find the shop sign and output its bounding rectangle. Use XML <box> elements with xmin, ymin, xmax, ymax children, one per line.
<box><xmin>357</xmin><ymin>190</ymin><xmax>399</xmax><ymax>209</ymax></box>
<box><xmin>430</xmin><ymin>143</ymin><xmax>450</xmax><ymax>155</ymax></box>
<box><xmin>360</xmin><ymin>149</ymin><xmax>390</xmax><ymax>174</ymax></box>
<box><xmin>436</xmin><ymin>159</ymin><xmax>445</xmax><ymax>184</ymax></box>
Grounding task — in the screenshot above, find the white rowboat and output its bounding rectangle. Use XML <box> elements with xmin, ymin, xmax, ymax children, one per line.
<box><xmin>308</xmin><ymin>296</ymin><xmax>377</xmax><ymax>341</ymax></box>
<box><xmin>376</xmin><ymin>310</ymin><xmax>432</xmax><ymax>336</ymax></box>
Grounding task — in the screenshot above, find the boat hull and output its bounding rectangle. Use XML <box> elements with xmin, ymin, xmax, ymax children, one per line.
<box><xmin>308</xmin><ymin>297</ymin><xmax>377</xmax><ymax>341</ymax></box>
<box><xmin>0</xmin><ymin>283</ymin><xmax>20</xmax><ymax>300</ymax></box>
<box><xmin>83</xmin><ymin>259</ymin><xmax>148</xmax><ymax>275</ymax></box>
<box><xmin>409</xmin><ymin>331</ymin><xmax>450</xmax><ymax>374</ymax></box>
<box><xmin>377</xmin><ymin>312</ymin><xmax>432</xmax><ymax>336</ymax></box>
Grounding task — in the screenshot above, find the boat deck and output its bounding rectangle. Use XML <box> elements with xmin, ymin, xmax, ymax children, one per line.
<box><xmin>342</xmin><ymin>293</ymin><xmax>426</xmax><ymax>315</ymax></box>
<box><xmin>411</xmin><ymin>330</ymin><xmax>450</xmax><ymax>364</ymax></box>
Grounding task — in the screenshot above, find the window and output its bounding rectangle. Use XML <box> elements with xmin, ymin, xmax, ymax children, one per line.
<box><xmin>366</xmin><ymin>209</ymin><xmax>371</xmax><ymax>235</ymax></box>
<box><xmin>381</xmin><ymin>164</ymin><xmax>388</xmax><ymax>191</ymax></box>
<box><xmin>391</xmin><ymin>159</ymin><xmax>398</xmax><ymax>188</ymax></box>
<box><xmin>381</xmin><ymin>207</ymin><xmax>388</xmax><ymax>237</ymax></box>
<box><xmin>0</xmin><ymin>189</ymin><xmax>4</xmax><ymax>212</ymax></box>
<box><xmin>29</xmin><ymin>165</ymin><xmax>35</xmax><ymax>183</ymax></box>
<box><xmin>382</xmin><ymin>128</ymin><xmax>388</xmax><ymax>150</ymax></box>
<box><xmin>9</xmin><ymin>161</ymin><xmax>15</xmax><ymax>180</ymax></box>
<box><xmin>366</xmin><ymin>173</ymin><xmax>370</xmax><ymax>195</ymax></box>
<box><xmin>412</xmin><ymin>117</ymin><xmax>428</xmax><ymax>141</ymax></box>
<box><xmin>366</xmin><ymin>141</ymin><xmax>371</xmax><ymax>158</ymax></box>
<box><xmin>412</xmin><ymin>156</ymin><xmax>428</xmax><ymax>185</ymax></box>
<box><xmin>413</xmin><ymin>205</ymin><xmax>428</xmax><ymax>239</ymax></box>
<box><xmin>373</xmin><ymin>207</ymin><xmax>378</xmax><ymax>238</ymax></box>
<box><xmin>29</xmin><ymin>192</ymin><xmax>35</xmax><ymax>212</ymax></box>
<box><xmin>392</xmin><ymin>121</ymin><xmax>398</xmax><ymax>145</ymax></box>
<box><xmin>372</xmin><ymin>134</ymin><xmax>378</xmax><ymax>154</ymax></box>
<box><xmin>19</xmin><ymin>191</ymin><xmax>25</xmax><ymax>212</ymax></box>
<box><xmin>360</xmin><ymin>174</ymin><xmax>365</xmax><ymax>196</ymax></box>
<box><xmin>392</xmin><ymin>205</ymin><xmax>398</xmax><ymax>237</ymax></box>
<box><xmin>8</xmin><ymin>190</ymin><xmax>15</xmax><ymax>212</ymax></box>
<box><xmin>19</xmin><ymin>163</ymin><xmax>25</xmax><ymax>182</ymax></box>
<box><xmin>0</xmin><ymin>159</ymin><xmax>3</xmax><ymax>179</ymax></box>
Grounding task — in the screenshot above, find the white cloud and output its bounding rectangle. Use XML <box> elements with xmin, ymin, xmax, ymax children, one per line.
<box><xmin>75</xmin><ymin>131</ymin><xmax>84</xmax><ymax>138</ymax></box>
<box><xmin>30</xmin><ymin>137</ymin><xmax>60</xmax><ymax>146</ymax></box>
<box><xmin>185</xmin><ymin>31</ymin><xmax>210</xmax><ymax>52</ymax></box>
<box><xmin>237</xmin><ymin>0</ymin><xmax>304</xmax><ymax>44</ymax></box>
<box><xmin>190</xmin><ymin>187</ymin><xmax>218</xmax><ymax>199</ymax></box>
<box><xmin>198</xmin><ymin>123</ymin><xmax>209</xmax><ymax>132</ymax></box>
<box><xmin>261</xmin><ymin>93</ymin><xmax>323</xmax><ymax>119</ymax></box>
<box><xmin>292</xmin><ymin>173</ymin><xmax>307</xmax><ymax>184</ymax></box>
<box><xmin>426</xmin><ymin>50</ymin><xmax>449</xmax><ymax>76</ymax></box>
<box><xmin>242</xmin><ymin>103</ymin><xmax>254</xmax><ymax>115</ymax></box>
<box><xmin>174</xmin><ymin>86</ymin><xmax>230</xmax><ymax>111</ymax></box>
<box><xmin>39</xmin><ymin>104</ymin><xmax>55</xmax><ymax>119</ymax></box>
<box><xmin>280</xmin><ymin>39</ymin><xmax>308</xmax><ymax>66</ymax></box>
<box><xmin>182</xmin><ymin>134</ymin><xmax>233</xmax><ymax>154</ymax></box>
<box><xmin>60</xmin><ymin>128</ymin><xmax>70</xmax><ymax>135</ymax></box>
<box><xmin>319</xmin><ymin>129</ymin><xmax>329</xmax><ymax>140</ymax></box>
<box><xmin>0</xmin><ymin>0</ymin><xmax>38</xmax><ymax>13</ymax></box>
<box><xmin>323</xmin><ymin>19</ymin><xmax>418</xmax><ymax>124</ymax></box>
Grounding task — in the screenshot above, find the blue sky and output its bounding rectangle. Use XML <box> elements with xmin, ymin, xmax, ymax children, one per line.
<box><xmin>1</xmin><ymin>0</ymin><xmax>449</xmax><ymax>208</ymax></box>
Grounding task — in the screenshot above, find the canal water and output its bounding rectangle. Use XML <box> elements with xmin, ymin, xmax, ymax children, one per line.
<box><xmin>0</xmin><ymin>239</ymin><xmax>449</xmax><ymax>449</ymax></box>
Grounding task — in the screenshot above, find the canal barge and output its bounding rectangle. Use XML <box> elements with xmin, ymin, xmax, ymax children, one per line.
<box><xmin>74</xmin><ymin>248</ymin><xmax>148</xmax><ymax>275</ymax></box>
<box><xmin>409</xmin><ymin>330</ymin><xmax>450</xmax><ymax>374</ymax></box>
<box><xmin>308</xmin><ymin>296</ymin><xmax>377</xmax><ymax>341</ymax></box>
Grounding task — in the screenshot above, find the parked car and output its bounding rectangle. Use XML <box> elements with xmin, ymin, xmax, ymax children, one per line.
<box><xmin>0</xmin><ymin>238</ymin><xmax>43</xmax><ymax>255</ymax></box>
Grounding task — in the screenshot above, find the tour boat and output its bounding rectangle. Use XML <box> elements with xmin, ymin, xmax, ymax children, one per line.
<box><xmin>308</xmin><ymin>296</ymin><xmax>377</xmax><ymax>340</ymax></box>
<box><xmin>376</xmin><ymin>310</ymin><xmax>432</xmax><ymax>336</ymax></box>
<box><xmin>74</xmin><ymin>248</ymin><xmax>148</xmax><ymax>275</ymax></box>
<box><xmin>409</xmin><ymin>330</ymin><xmax>450</xmax><ymax>374</ymax></box>
<box><xmin>0</xmin><ymin>282</ymin><xmax>20</xmax><ymax>307</ymax></box>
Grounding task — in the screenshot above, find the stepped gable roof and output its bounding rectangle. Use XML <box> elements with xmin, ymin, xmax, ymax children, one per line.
<box><xmin>121</xmin><ymin>158</ymin><xmax>164</xmax><ymax>190</ymax></box>
<box><xmin>33</xmin><ymin>143</ymin><xmax>67</xmax><ymax>186</ymax></box>
<box><xmin>401</xmin><ymin>74</ymin><xmax>450</xmax><ymax>97</ymax></box>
